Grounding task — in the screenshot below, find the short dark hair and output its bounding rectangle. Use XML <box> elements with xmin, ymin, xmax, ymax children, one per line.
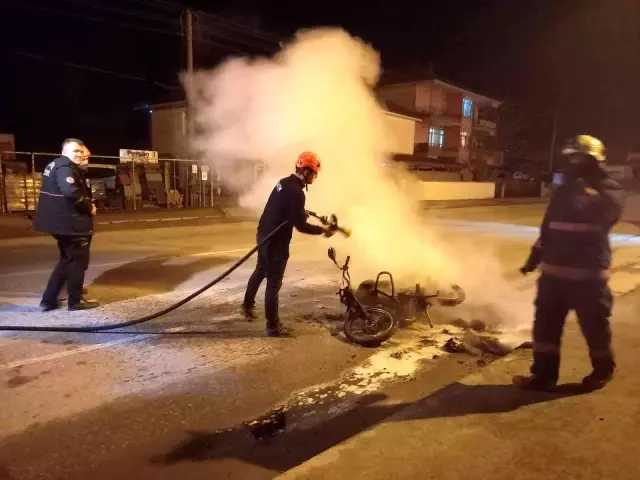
<box><xmin>62</xmin><ymin>138</ymin><xmax>84</xmax><ymax>150</ymax></box>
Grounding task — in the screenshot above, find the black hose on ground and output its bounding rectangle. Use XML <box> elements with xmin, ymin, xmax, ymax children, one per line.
<box><xmin>0</xmin><ymin>221</ymin><xmax>290</xmax><ymax>333</ymax></box>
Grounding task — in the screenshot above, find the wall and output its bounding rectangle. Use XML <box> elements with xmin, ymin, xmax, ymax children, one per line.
<box><xmin>418</xmin><ymin>181</ymin><xmax>496</xmax><ymax>201</ymax></box>
<box><xmin>446</xmin><ymin>92</ymin><xmax>463</xmax><ymax>117</ymax></box>
<box><xmin>151</xmin><ymin>108</ymin><xmax>186</xmax><ymax>158</ymax></box>
<box><xmin>383</xmin><ymin>113</ymin><xmax>416</xmax><ymax>155</ymax></box>
<box><xmin>415</xmin><ymin>83</ymin><xmax>431</xmax><ymax>111</ymax></box>
<box><xmin>415</xmin><ymin>122</ymin><xmax>429</xmax><ymax>144</ymax></box>
<box><xmin>413</xmin><ymin>170</ymin><xmax>463</xmax><ymax>182</ymax></box>
<box><xmin>0</xmin><ymin>133</ymin><xmax>16</xmax><ymax>158</ymax></box>
<box><xmin>443</xmin><ymin>125</ymin><xmax>461</xmax><ymax>151</ymax></box>
<box><xmin>377</xmin><ymin>84</ymin><xmax>417</xmax><ymax>110</ymax></box>
<box><xmin>430</xmin><ymin>86</ymin><xmax>447</xmax><ymax>114</ymax></box>
<box><xmin>151</xmin><ymin>106</ymin><xmax>416</xmax><ymax>157</ymax></box>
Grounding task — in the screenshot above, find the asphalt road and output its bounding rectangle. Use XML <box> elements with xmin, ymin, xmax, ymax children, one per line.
<box><xmin>1</xmin><ymin>204</ymin><xmax>640</xmax><ymax>479</ymax></box>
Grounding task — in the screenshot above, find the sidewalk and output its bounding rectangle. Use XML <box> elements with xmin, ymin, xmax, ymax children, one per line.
<box><xmin>278</xmin><ymin>293</ymin><xmax>640</xmax><ymax>480</ymax></box>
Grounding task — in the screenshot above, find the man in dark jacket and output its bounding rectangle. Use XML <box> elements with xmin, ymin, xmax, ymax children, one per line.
<box><xmin>515</xmin><ymin>135</ymin><xmax>623</xmax><ymax>391</ymax></box>
<box><xmin>243</xmin><ymin>151</ymin><xmax>335</xmax><ymax>337</ymax></box>
<box><xmin>35</xmin><ymin>138</ymin><xmax>99</xmax><ymax>311</ymax></box>
<box><xmin>80</xmin><ymin>146</ymin><xmax>94</xmax><ymax>290</ymax></box>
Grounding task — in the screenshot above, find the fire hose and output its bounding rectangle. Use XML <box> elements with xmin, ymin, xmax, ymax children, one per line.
<box><xmin>0</xmin><ymin>214</ymin><xmax>351</xmax><ymax>334</ymax></box>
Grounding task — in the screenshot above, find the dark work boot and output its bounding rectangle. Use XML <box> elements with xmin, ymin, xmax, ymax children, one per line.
<box><xmin>266</xmin><ymin>324</ymin><xmax>293</xmax><ymax>337</ymax></box>
<box><xmin>582</xmin><ymin>357</ymin><xmax>615</xmax><ymax>391</ymax></box>
<box><xmin>40</xmin><ymin>301</ymin><xmax>61</xmax><ymax>312</ymax></box>
<box><xmin>242</xmin><ymin>303</ymin><xmax>258</xmax><ymax>322</ymax></box>
<box><xmin>69</xmin><ymin>298</ymin><xmax>100</xmax><ymax>311</ymax></box>
<box><xmin>512</xmin><ymin>374</ymin><xmax>558</xmax><ymax>392</ymax></box>
<box><xmin>60</xmin><ymin>287</ymin><xmax>90</xmax><ymax>303</ymax></box>
<box><xmin>513</xmin><ymin>352</ymin><xmax>560</xmax><ymax>391</ymax></box>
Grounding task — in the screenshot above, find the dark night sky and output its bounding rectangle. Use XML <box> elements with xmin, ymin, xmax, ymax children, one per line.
<box><xmin>0</xmin><ymin>0</ymin><xmax>638</xmax><ymax>160</ymax></box>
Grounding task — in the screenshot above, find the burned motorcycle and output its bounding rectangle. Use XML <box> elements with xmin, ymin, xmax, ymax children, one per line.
<box><xmin>328</xmin><ymin>248</ymin><xmax>466</xmax><ymax>347</ymax></box>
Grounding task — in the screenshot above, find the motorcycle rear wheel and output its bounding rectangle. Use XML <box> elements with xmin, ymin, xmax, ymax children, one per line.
<box><xmin>343</xmin><ymin>306</ymin><xmax>398</xmax><ymax>348</ymax></box>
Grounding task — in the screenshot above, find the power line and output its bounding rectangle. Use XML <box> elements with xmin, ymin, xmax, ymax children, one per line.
<box><xmin>15</xmin><ymin>2</ymin><xmax>183</xmax><ymax>37</ymax></box>
<box><xmin>194</xmin><ymin>9</ymin><xmax>282</xmax><ymax>44</ymax></box>
<box><xmin>196</xmin><ymin>23</ymin><xmax>277</xmax><ymax>54</ymax></box>
<box><xmin>178</xmin><ymin>10</ymin><xmax>248</xmax><ymax>64</ymax></box>
<box><xmin>125</xmin><ymin>0</ymin><xmax>184</xmax><ymax>12</ymax></box>
<box><xmin>14</xmin><ymin>51</ymin><xmax>181</xmax><ymax>90</ymax></box>
<box><xmin>196</xmin><ymin>37</ymin><xmax>249</xmax><ymax>56</ymax></box>
<box><xmin>59</xmin><ymin>0</ymin><xmax>181</xmax><ymax>26</ymax></box>
<box><xmin>15</xmin><ymin>3</ymin><xmax>276</xmax><ymax>57</ymax></box>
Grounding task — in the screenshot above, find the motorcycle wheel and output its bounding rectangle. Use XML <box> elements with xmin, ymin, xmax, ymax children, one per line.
<box><xmin>343</xmin><ymin>306</ymin><xmax>398</xmax><ymax>348</ymax></box>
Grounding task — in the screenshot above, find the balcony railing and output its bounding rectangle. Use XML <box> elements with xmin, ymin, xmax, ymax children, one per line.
<box><xmin>473</xmin><ymin>118</ymin><xmax>497</xmax><ymax>130</ymax></box>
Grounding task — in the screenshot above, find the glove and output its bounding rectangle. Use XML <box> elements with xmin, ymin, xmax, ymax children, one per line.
<box><xmin>520</xmin><ymin>265</ymin><xmax>535</xmax><ymax>276</ymax></box>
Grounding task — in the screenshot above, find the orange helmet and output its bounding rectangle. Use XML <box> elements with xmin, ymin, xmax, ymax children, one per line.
<box><xmin>295</xmin><ymin>151</ymin><xmax>321</xmax><ymax>173</ymax></box>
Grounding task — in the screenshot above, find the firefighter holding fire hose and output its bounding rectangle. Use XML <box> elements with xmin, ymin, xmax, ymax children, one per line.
<box><xmin>515</xmin><ymin>135</ymin><xmax>623</xmax><ymax>391</ymax></box>
<box><xmin>242</xmin><ymin>152</ymin><xmax>336</xmax><ymax>337</ymax></box>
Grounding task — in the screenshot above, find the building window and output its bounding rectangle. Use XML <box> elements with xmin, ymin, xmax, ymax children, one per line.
<box><xmin>463</xmin><ymin>98</ymin><xmax>473</xmax><ymax>118</ymax></box>
<box><xmin>460</xmin><ymin>131</ymin><xmax>469</xmax><ymax>148</ymax></box>
<box><xmin>429</xmin><ymin>128</ymin><xmax>444</xmax><ymax>148</ymax></box>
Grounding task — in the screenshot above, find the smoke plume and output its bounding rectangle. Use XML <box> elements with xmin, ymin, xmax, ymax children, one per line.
<box><xmin>184</xmin><ymin>27</ymin><xmax>532</xmax><ymax>330</ymax></box>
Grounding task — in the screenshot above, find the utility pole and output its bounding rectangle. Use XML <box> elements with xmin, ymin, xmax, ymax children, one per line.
<box><xmin>186</xmin><ymin>8</ymin><xmax>194</xmax><ymax>142</ymax></box>
<box><xmin>185</xmin><ymin>8</ymin><xmax>194</xmax><ymax>207</ymax></box>
<box><xmin>548</xmin><ymin>110</ymin><xmax>560</xmax><ymax>173</ymax></box>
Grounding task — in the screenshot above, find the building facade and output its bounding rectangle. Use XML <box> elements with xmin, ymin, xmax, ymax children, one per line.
<box><xmin>148</xmin><ymin>101</ymin><xmax>420</xmax><ymax>160</ymax></box>
<box><xmin>377</xmin><ymin>78</ymin><xmax>503</xmax><ymax>177</ymax></box>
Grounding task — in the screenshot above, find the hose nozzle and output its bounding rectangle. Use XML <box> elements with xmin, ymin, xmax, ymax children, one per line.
<box><xmin>307</xmin><ymin>211</ymin><xmax>352</xmax><ymax>238</ymax></box>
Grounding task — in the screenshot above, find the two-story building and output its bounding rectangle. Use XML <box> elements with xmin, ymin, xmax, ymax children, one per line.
<box><xmin>376</xmin><ymin>76</ymin><xmax>503</xmax><ymax>179</ymax></box>
<box><xmin>148</xmin><ymin>100</ymin><xmax>422</xmax><ymax>162</ymax></box>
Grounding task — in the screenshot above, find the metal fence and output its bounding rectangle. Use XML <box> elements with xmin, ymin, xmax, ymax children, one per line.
<box><xmin>0</xmin><ymin>151</ymin><xmax>238</xmax><ymax>214</ymax></box>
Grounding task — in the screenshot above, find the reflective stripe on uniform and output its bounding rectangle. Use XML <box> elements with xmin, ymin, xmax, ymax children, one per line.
<box><xmin>549</xmin><ymin>221</ymin><xmax>601</xmax><ymax>232</ymax></box>
<box><xmin>540</xmin><ymin>262</ymin><xmax>609</xmax><ymax>281</ymax></box>
<box><xmin>533</xmin><ymin>341</ymin><xmax>561</xmax><ymax>355</ymax></box>
<box><xmin>40</xmin><ymin>191</ymin><xmax>65</xmax><ymax>198</ymax></box>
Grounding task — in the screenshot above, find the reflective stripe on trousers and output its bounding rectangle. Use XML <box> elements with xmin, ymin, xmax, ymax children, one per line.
<box><xmin>548</xmin><ymin>221</ymin><xmax>602</xmax><ymax>232</ymax></box>
<box><xmin>540</xmin><ymin>263</ymin><xmax>609</xmax><ymax>281</ymax></box>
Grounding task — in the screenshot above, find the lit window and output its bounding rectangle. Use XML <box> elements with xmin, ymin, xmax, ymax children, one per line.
<box><xmin>460</xmin><ymin>131</ymin><xmax>469</xmax><ymax>148</ymax></box>
<box><xmin>429</xmin><ymin>128</ymin><xmax>444</xmax><ymax>148</ymax></box>
<box><xmin>463</xmin><ymin>98</ymin><xmax>473</xmax><ymax>118</ymax></box>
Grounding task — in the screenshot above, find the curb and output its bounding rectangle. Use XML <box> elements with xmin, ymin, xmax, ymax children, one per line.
<box><xmin>96</xmin><ymin>214</ymin><xmax>225</xmax><ymax>225</ymax></box>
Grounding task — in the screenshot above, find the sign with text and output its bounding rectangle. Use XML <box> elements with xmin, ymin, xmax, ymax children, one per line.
<box><xmin>119</xmin><ymin>149</ymin><xmax>159</xmax><ymax>164</ymax></box>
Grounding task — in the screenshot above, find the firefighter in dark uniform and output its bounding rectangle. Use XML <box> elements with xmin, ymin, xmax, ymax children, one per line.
<box><xmin>515</xmin><ymin>135</ymin><xmax>623</xmax><ymax>391</ymax></box>
<box><xmin>242</xmin><ymin>152</ymin><xmax>336</xmax><ymax>337</ymax></box>
<box><xmin>35</xmin><ymin>138</ymin><xmax>100</xmax><ymax>311</ymax></box>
